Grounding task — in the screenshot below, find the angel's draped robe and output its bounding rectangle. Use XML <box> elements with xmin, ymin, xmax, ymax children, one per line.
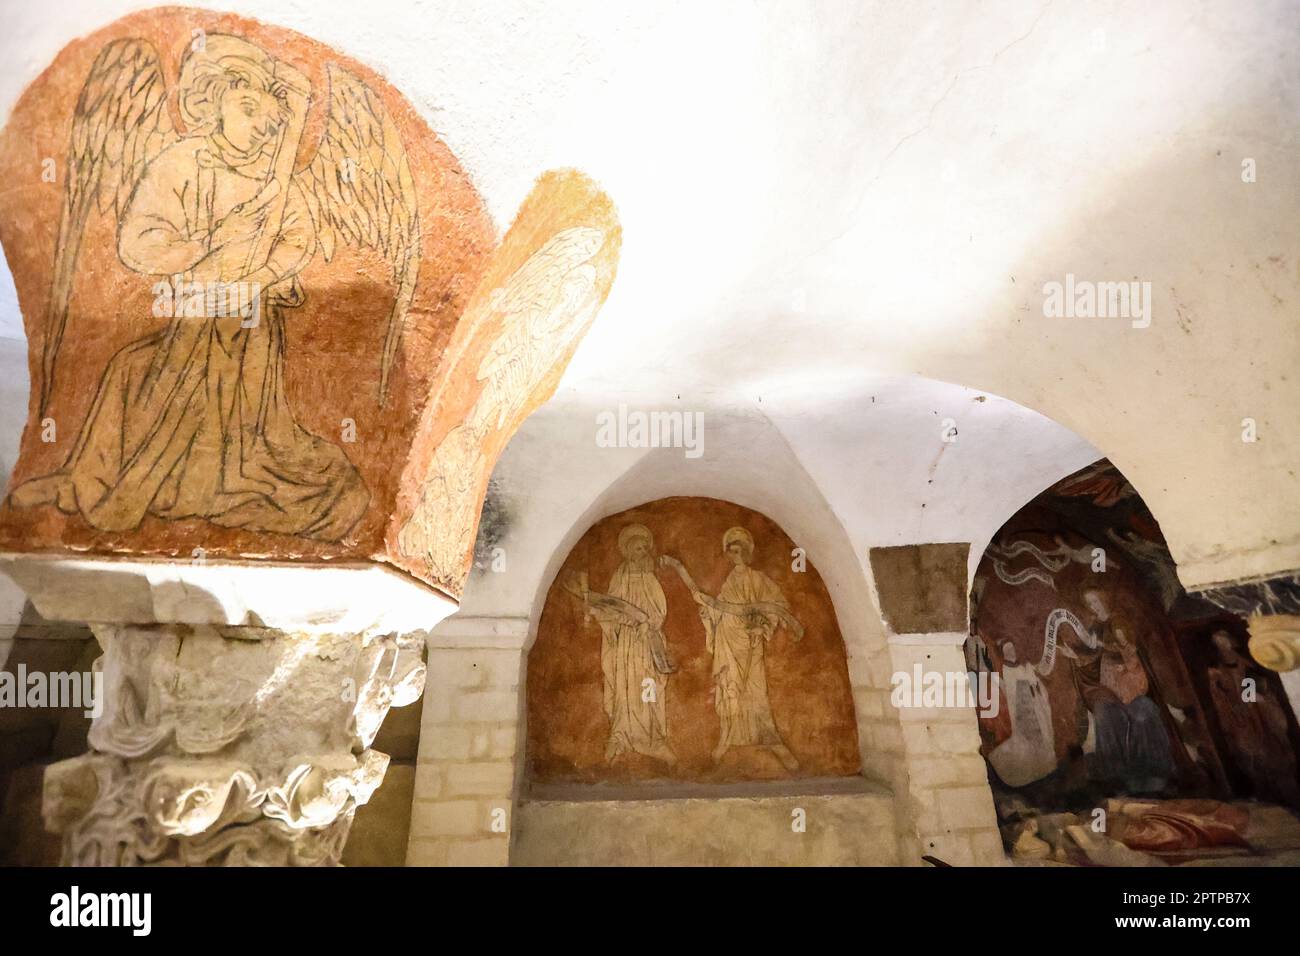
<box><xmin>14</xmin><ymin>135</ymin><xmax>368</xmax><ymax>540</ymax></box>
<box><xmin>700</xmin><ymin>564</ymin><xmax>792</xmax><ymax>754</ymax></box>
<box><xmin>597</xmin><ymin>562</ymin><xmax>675</xmax><ymax>764</ymax></box>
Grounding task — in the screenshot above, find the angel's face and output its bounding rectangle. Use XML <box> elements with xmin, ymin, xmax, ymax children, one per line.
<box><xmin>219</xmin><ymin>77</ymin><xmax>283</xmax><ymax>155</ymax></box>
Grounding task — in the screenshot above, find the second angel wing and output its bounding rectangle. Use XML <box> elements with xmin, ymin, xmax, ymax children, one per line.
<box><xmin>296</xmin><ymin>64</ymin><xmax>421</xmax><ymax>404</ymax></box>
<box><xmin>41</xmin><ymin>38</ymin><xmax>177</xmax><ymax>414</ymax></box>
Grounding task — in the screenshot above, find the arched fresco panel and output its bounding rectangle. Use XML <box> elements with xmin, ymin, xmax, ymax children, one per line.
<box><xmin>971</xmin><ymin>460</ymin><xmax>1300</xmax><ymax>864</ymax></box>
<box><xmin>527</xmin><ymin>496</ymin><xmax>860</xmax><ymax>785</ymax></box>
<box><xmin>0</xmin><ymin>8</ymin><xmax>620</xmax><ymax>601</ymax></box>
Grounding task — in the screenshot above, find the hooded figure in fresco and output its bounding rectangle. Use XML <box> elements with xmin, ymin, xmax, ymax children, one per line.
<box><xmin>580</xmin><ymin>524</ymin><xmax>677</xmax><ymax>766</ymax></box>
<box><xmin>987</xmin><ymin>639</ymin><xmax>1058</xmax><ymax>788</ymax></box>
<box><xmin>11</xmin><ymin>35</ymin><xmax>380</xmax><ymax>541</ymax></box>
<box><xmin>1207</xmin><ymin>630</ymin><xmax>1300</xmax><ymax>806</ymax></box>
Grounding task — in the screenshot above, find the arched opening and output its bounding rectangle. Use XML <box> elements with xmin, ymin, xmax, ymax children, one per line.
<box><xmin>969</xmin><ymin>459</ymin><xmax>1300</xmax><ymax>865</ymax></box>
<box><xmin>526</xmin><ymin>495</ymin><xmax>860</xmax><ymax>784</ymax></box>
<box><xmin>513</xmin><ymin>494</ymin><xmax>895</xmax><ymax>865</ymax></box>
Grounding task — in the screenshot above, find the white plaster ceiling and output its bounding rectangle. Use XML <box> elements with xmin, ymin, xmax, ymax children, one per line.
<box><xmin>0</xmin><ymin>0</ymin><xmax>1295</xmax><ymax>590</ymax></box>
<box><xmin>461</xmin><ymin>379</ymin><xmax>1101</xmax><ymax>624</ymax></box>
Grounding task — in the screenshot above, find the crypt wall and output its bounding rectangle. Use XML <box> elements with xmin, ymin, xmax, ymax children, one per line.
<box><xmin>0</xmin><ymin>3</ymin><xmax>1294</xmax><ymax>869</ymax></box>
<box><xmin>513</xmin><ymin>497</ymin><xmax>890</xmax><ymax>865</ymax></box>
<box><xmin>403</xmin><ymin>408</ymin><xmax>916</xmax><ymax>865</ymax></box>
<box><xmin>527</xmin><ymin>497</ymin><xmax>861</xmax><ymax>785</ymax></box>
<box><xmin>405</xmin><ymin>402</ymin><xmax>1026</xmax><ymax>866</ymax></box>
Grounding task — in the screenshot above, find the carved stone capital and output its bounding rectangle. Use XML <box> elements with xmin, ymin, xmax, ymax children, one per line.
<box><xmin>43</xmin><ymin>624</ymin><xmax>425</xmax><ymax>866</ymax></box>
<box><xmin>1247</xmin><ymin>613</ymin><xmax>1300</xmax><ymax>674</ymax></box>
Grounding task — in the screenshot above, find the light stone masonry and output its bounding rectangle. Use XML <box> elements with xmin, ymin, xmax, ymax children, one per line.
<box><xmin>406</xmin><ymin>616</ymin><xmax>527</xmax><ymax>867</ymax></box>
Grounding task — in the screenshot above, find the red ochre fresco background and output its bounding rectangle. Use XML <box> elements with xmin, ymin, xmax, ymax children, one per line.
<box><xmin>0</xmin><ymin>7</ymin><xmax>494</xmax><ymax>564</ymax></box>
<box><xmin>527</xmin><ymin>496</ymin><xmax>862</xmax><ymax>786</ymax></box>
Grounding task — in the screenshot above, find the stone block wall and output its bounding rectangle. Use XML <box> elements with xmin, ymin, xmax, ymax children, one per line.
<box><xmin>867</xmin><ymin>544</ymin><xmax>1006</xmax><ymax>866</ymax></box>
<box><xmin>513</xmin><ymin>787</ymin><xmax>899</xmax><ymax>866</ymax></box>
<box><xmin>406</xmin><ymin>616</ymin><xmax>527</xmax><ymax>866</ymax></box>
<box><xmin>404</xmin><ymin>542</ymin><xmax>1008</xmax><ymax>868</ymax></box>
<box><xmin>888</xmin><ymin>638</ymin><xmax>1005</xmax><ymax>866</ymax></box>
<box><xmin>843</xmin><ymin>629</ymin><xmax>919</xmax><ymax>860</ymax></box>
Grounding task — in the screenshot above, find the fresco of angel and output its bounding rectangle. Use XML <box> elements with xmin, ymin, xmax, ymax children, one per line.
<box><xmin>9</xmin><ymin>33</ymin><xmax>421</xmax><ymax>541</ymax></box>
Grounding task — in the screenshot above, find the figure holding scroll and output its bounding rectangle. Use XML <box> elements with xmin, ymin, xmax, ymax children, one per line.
<box><xmin>662</xmin><ymin>527</ymin><xmax>803</xmax><ymax>771</ymax></box>
<box><xmin>563</xmin><ymin>524</ymin><xmax>678</xmax><ymax>766</ymax></box>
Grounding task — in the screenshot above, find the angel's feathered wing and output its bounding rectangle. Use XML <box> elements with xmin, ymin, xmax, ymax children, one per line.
<box><xmin>41</xmin><ymin>38</ymin><xmax>177</xmax><ymax>414</ymax></box>
<box><xmin>296</xmin><ymin>65</ymin><xmax>420</xmax><ymax>405</ymax></box>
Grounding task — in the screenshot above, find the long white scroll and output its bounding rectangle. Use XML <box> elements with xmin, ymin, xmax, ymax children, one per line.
<box><xmin>1038</xmin><ymin>608</ymin><xmax>1093</xmax><ymax>675</ymax></box>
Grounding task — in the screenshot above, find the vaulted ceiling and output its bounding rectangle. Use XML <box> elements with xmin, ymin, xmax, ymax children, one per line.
<box><xmin>1</xmin><ymin>0</ymin><xmax>1295</xmax><ymax>593</ymax></box>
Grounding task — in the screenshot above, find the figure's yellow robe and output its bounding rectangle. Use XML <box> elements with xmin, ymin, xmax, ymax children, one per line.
<box><xmin>598</xmin><ymin>563</ymin><xmax>674</xmax><ymax>763</ymax></box>
<box><xmin>701</xmin><ymin>565</ymin><xmax>790</xmax><ymax>751</ymax></box>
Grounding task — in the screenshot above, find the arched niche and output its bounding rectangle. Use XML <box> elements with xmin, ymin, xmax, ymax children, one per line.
<box><xmin>525</xmin><ymin>495</ymin><xmax>860</xmax><ymax>787</ymax></box>
<box><xmin>969</xmin><ymin>459</ymin><xmax>1300</xmax><ymax>865</ymax></box>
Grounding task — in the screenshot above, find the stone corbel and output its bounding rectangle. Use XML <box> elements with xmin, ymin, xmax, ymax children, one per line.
<box><xmin>1192</xmin><ymin>570</ymin><xmax>1300</xmax><ymax>719</ymax></box>
<box><xmin>1247</xmin><ymin>613</ymin><xmax>1300</xmax><ymax>674</ymax></box>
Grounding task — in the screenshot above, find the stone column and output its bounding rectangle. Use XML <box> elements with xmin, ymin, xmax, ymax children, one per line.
<box><xmin>0</xmin><ymin>14</ymin><xmax>622</xmax><ymax>866</ymax></box>
<box><xmin>406</xmin><ymin>615</ymin><xmax>526</xmax><ymax>867</ymax></box>
<box><xmin>2</xmin><ymin>556</ymin><xmax>455</xmax><ymax>866</ymax></box>
<box><xmin>886</xmin><ymin>634</ymin><xmax>1004</xmax><ymax>867</ymax></box>
<box><xmin>842</xmin><ymin>623</ymin><xmax>914</xmax><ymax>857</ymax></box>
<box><xmin>867</xmin><ymin>543</ymin><xmax>1005</xmax><ymax>866</ymax></box>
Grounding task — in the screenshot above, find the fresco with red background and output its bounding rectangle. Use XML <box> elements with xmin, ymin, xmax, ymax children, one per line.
<box><xmin>527</xmin><ymin>496</ymin><xmax>861</xmax><ymax>786</ymax></box>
